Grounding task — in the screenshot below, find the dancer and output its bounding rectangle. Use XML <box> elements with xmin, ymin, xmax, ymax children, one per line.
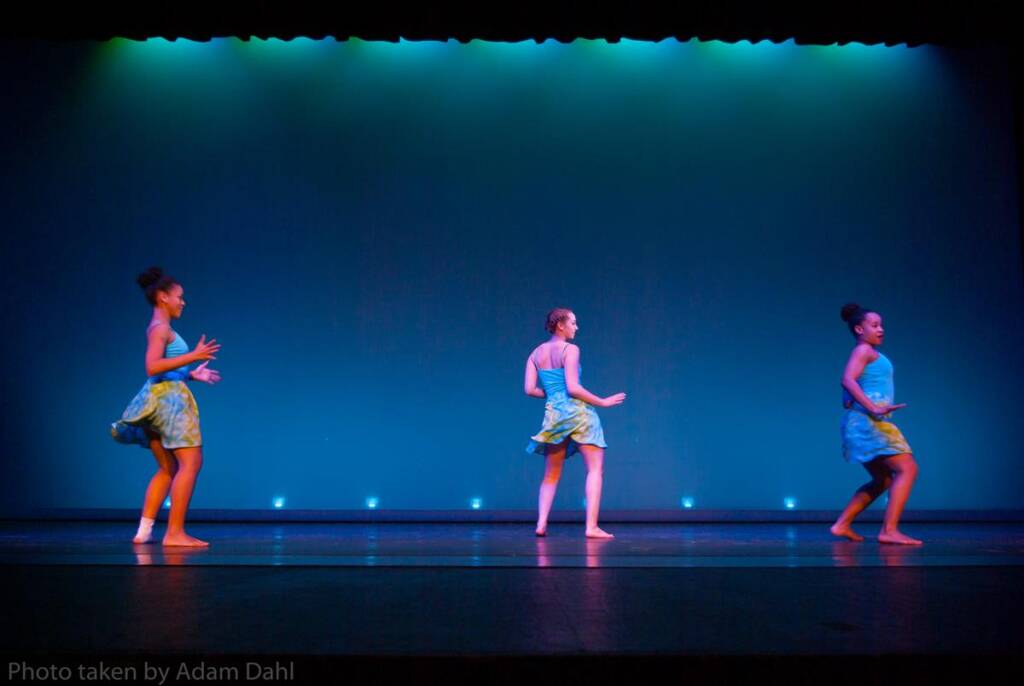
<box><xmin>525</xmin><ymin>308</ymin><xmax>625</xmax><ymax>539</ymax></box>
<box><xmin>830</xmin><ymin>303</ymin><xmax>921</xmax><ymax>545</ymax></box>
<box><xmin>111</xmin><ymin>267</ymin><xmax>221</xmax><ymax>547</ymax></box>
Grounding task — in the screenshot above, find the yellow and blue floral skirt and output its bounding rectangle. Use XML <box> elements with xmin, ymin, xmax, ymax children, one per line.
<box><xmin>111</xmin><ymin>380</ymin><xmax>202</xmax><ymax>450</ymax></box>
<box><xmin>527</xmin><ymin>396</ymin><xmax>606</xmax><ymax>458</ymax></box>
<box><xmin>840</xmin><ymin>408</ymin><xmax>911</xmax><ymax>464</ymax></box>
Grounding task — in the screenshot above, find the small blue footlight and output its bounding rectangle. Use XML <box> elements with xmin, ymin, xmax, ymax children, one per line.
<box><xmin>273</xmin><ymin>496</ymin><xmax>286</xmax><ymax>509</ymax></box>
<box><xmin>366</xmin><ymin>497</ymin><xmax>379</xmax><ymax>509</ymax></box>
<box><xmin>470</xmin><ymin>498</ymin><xmax>482</xmax><ymax>510</ymax></box>
<box><xmin>784</xmin><ymin>497</ymin><xmax>797</xmax><ymax>510</ymax></box>
<box><xmin>681</xmin><ymin>497</ymin><xmax>695</xmax><ymax>509</ymax></box>
<box><xmin>163</xmin><ymin>497</ymin><xmax>171</xmax><ymax>509</ymax></box>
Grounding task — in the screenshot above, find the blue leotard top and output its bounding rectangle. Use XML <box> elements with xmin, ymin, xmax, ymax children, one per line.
<box><xmin>533</xmin><ymin>346</ymin><xmax>584</xmax><ymax>403</ymax></box>
<box><xmin>843</xmin><ymin>351</ymin><xmax>895</xmax><ymax>413</ymax></box>
<box><xmin>149</xmin><ymin>329</ymin><xmax>191</xmax><ymax>382</ymax></box>
<box><xmin>537</xmin><ymin>367</ymin><xmax>569</xmax><ymax>399</ymax></box>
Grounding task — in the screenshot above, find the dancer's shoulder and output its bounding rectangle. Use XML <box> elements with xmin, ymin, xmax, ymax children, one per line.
<box><xmin>146</xmin><ymin>321</ymin><xmax>171</xmax><ymax>340</ymax></box>
<box><xmin>850</xmin><ymin>342</ymin><xmax>878</xmax><ymax>361</ymax></box>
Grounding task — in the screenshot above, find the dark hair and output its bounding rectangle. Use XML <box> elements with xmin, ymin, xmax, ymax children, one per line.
<box><xmin>840</xmin><ymin>302</ymin><xmax>875</xmax><ymax>336</ymax></box>
<box><xmin>545</xmin><ymin>308</ymin><xmax>573</xmax><ymax>334</ymax></box>
<box><xmin>137</xmin><ymin>267</ymin><xmax>178</xmax><ymax>306</ymax></box>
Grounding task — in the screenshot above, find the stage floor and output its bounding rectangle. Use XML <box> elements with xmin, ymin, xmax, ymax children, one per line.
<box><xmin>2</xmin><ymin>521</ymin><xmax>1023</xmax><ymax>567</ymax></box>
<box><xmin>2</xmin><ymin>522</ymin><xmax>1023</xmax><ymax>669</ymax></box>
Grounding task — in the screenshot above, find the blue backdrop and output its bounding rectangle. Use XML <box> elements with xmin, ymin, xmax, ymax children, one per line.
<box><xmin>1</xmin><ymin>38</ymin><xmax>1021</xmax><ymax>512</ymax></box>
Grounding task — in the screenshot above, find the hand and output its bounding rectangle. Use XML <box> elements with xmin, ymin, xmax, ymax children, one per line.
<box><xmin>190</xmin><ymin>361</ymin><xmax>221</xmax><ymax>385</ymax></box>
<box><xmin>871</xmin><ymin>402</ymin><xmax>907</xmax><ymax>417</ymax></box>
<box><xmin>601</xmin><ymin>392</ymin><xmax>627</xmax><ymax>408</ymax></box>
<box><xmin>190</xmin><ymin>334</ymin><xmax>221</xmax><ymax>362</ymax></box>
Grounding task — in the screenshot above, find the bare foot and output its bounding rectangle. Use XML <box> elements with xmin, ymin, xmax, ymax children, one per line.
<box><xmin>878</xmin><ymin>531</ymin><xmax>922</xmax><ymax>546</ymax></box>
<box><xmin>162</xmin><ymin>533</ymin><xmax>209</xmax><ymax>547</ymax></box>
<box><xmin>535</xmin><ymin>526</ymin><xmax>547</xmax><ymax>537</ymax></box>
<box><xmin>132</xmin><ymin>534</ymin><xmax>154</xmax><ymax>544</ymax></box>
<box><xmin>585</xmin><ymin>527</ymin><xmax>614</xmax><ymax>539</ymax></box>
<box><xmin>830</xmin><ymin>523</ymin><xmax>864</xmax><ymax>542</ymax></box>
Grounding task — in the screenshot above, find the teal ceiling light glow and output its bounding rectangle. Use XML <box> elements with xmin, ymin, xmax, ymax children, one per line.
<box><xmin>93</xmin><ymin>35</ymin><xmax>922</xmax><ymax>77</ymax></box>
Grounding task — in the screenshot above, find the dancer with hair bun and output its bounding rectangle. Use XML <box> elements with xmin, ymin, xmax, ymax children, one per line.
<box><xmin>111</xmin><ymin>267</ymin><xmax>221</xmax><ymax>547</ymax></box>
<box><xmin>831</xmin><ymin>303</ymin><xmax>921</xmax><ymax>545</ymax></box>
<box><xmin>525</xmin><ymin>308</ymin><xmax>625</xmax><ymax>539</ymax></box>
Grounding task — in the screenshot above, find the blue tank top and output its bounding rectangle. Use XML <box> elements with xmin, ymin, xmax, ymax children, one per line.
<box><xmin>537</xmin><ymin>368</ymin><xmax>569</xmax><ymax>399</ymax></box>
<box><xmin>533</xmin><ymin>346</ymin><xmax>582</xmax><ymax>402</ymax></box>
<box><xmin>844</xmin><ymin>351</ymin><xmax>895</xmax><ymax>412</ymax></box>
<box><xmin>149</xmin><ymin>330</ymin><xmax>191</xmax><ymax>382</ymax></box>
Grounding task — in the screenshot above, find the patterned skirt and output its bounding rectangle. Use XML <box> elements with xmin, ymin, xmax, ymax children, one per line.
<box><xmin>527</xmin><ymin>396</ymin><xmax>607</xmax><ymax>458</ymax></box>
<box><xmin>840</xmin><ymin>408</ymin><xmax>911</xmax><ymax>464</ymax></box>
<box><xmin>111</xmin><ymin>380</ymin><xmax>202</xmax><ymax>450</ymax></box>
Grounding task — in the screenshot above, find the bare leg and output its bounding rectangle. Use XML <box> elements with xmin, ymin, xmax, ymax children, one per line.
<box><xmin>140</xmin><ymin>437</ymin><xmax>178</xmax><ymax>518</ymax></box>
<box><xmin>579</xmin><ymin>444</ymin><xmax>613</xmax><ymax>539</ymax></box>
<box><xmin>163</xmin><ymin>446</ymin><xmax>208</xmax><ymax>547</ymax></box>
<box><xmin>831</xmin><ymin>459</ymin><xmax>892</xmax><ymax>542</ymax></box>
<box><xmin>134</xmin><ymin>436</ymin><xmax>179</xmax><ymax>542</ymax></box>
<box><xmin>877</xmin><ymin>453</ymin><xmax>921</xmax><ymax>545</ymax></box>
<box><xmin>536</xmin><ymin>443</ymin><xmax>567</xmax><ymax>536</ymax></box>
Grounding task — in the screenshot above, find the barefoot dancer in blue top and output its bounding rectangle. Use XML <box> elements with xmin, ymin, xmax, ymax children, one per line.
<box><xmin>525</xmin><ymin>308</ymin><xmax>626</xmax><ymax>539</ymax></box>
<box><xmin>111</xmin><ymin>267</ymin><xmax>221</xmax><ymax>547</ymax></box>
<box><xmin>831</xmin><ymin>303</ymin><xmax>921</xmax><ymax>545</ymax></box>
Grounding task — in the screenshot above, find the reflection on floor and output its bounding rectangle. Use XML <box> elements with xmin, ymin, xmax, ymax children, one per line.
<box><xmin>1</xmin><ymin>522</ymin><xmax>1022</xmax><ymax>661</ymax></box>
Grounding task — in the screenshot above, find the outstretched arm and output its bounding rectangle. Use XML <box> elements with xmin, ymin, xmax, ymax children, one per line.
<box><xmin>144</xmin><ymin>325</ymin><xmax>220</xmax><ymax>377</ymax></box>
<box><xmin>564</xmin><ymin>345</ymin><xmax>625</xmax><ymax>408</ymax></box>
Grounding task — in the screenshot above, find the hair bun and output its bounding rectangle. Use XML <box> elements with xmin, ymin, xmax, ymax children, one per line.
<box><xmin>840</xmin><ymin>302</ymin><xmax>861</xmax><ymax>323</ymax></box>
<box><xmin>137</xmin><ymin>266</ymin><xmax>164</xmax><ymax>291</ymax></box>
